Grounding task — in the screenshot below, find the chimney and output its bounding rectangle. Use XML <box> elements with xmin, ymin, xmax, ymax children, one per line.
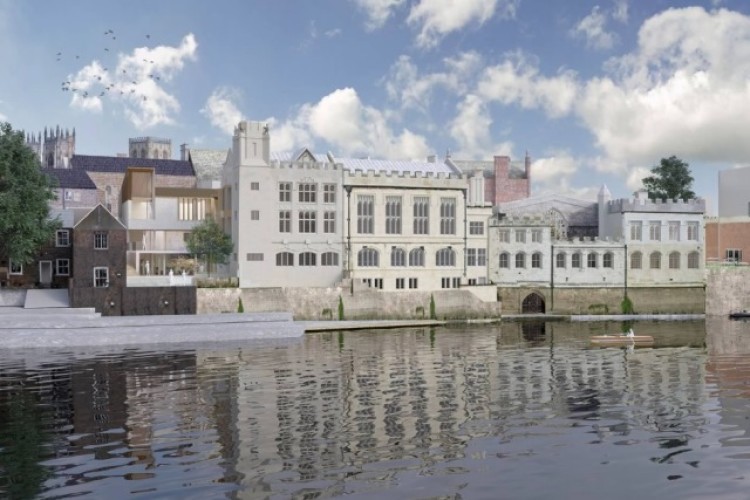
<box><xmin>180</xmin><ymin>143</ymin><xmax>189</xmax><ymax>161</ymax></box>
<box><xmin>427</xmin><ymin>154</ymin><xmax>436</xmax><ymax>163</ymax></box>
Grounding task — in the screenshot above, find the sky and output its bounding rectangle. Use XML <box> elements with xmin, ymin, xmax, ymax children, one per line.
<box><xmin>1</xmin><ymin>0</ymin><xmax>749</xmax><ymax>211</ymax></box>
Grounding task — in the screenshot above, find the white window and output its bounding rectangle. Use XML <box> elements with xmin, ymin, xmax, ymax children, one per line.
<box><xmin>499</xmin><ymin>252</ymin><xmax>510</xmax><ymax>268</ymax></box>
<box><xmin>374</xmin><ymin>278</ymin><xmax>383</xmax><ymax>289</ymax></box>
<box><xmin>94</xmin><ymin>267</ymin><xmax>109</xmax><ymax>288</ymax></box>
<box><xmin>669</xmin><ymin>251</ymin><xmax>680</xmax><ymax>269</ymax></box>
<box><xmin>323</xmin><ymin>184</ymin><xmax>336</xmax><ymax>203</ymax></box>
<box><xmin>688</xmin><ymin>251</ymin><xmax>700</xmax><ymax>269</ymax></box>
<box><xmin>441</xmin><ymin>277</ymin><xmax>451</xmax><ymax>289</ymax></box>
<box><xmin>571</xmin><ymin>252</ymin><xmax>581</xmax><ymax>268</ymax></box>
<box><xmin>299</xmin><ymin>211</ymin><xmax>316</xmax><ymax>233</ymax></box>
<box><xmin>631</xmin><ymin>251</ymin><xmax>642</xmax><ymax>269</ymax></box>
<box><xmin>469</xmin><ymin>221</ymin><xmax>484</xmax><ymax>235</ymax></box>
<box><xmin>386</xmin><ymin>196</ymin><xmax>402</xmax><ymax>234</ymax></box>
<box><xmin>94</xmin><ymin>231</ymin><xmax>108</xmax><ymax>250</ymax></box>
<box><xmin>531</xmin><ymin>230</ymin><xmax>542</xmax><ymax>243</ymax></box>
<box><xmin>178</xmin><ymin>198</ymin><xmax>207</xmax><ymax>221</ymax></box>
<box><xmin>396</xmin><ymin>278</ymin><xmax>405</xmax><ymax>289</ymax></box>
<box><xmin>668</xmin><ymin>221</ymin><xmax>680</xmax><ymax>241</ymax></box>
<box><xmin>279</xmin><ymin>211</ymin><xmax>291</xmax><ymax>233</ymax></box>
<box><xmin>439</xmin><ymin>198</ymin><xmax>456</xmax><ymax>235</ymax></box>
<box><xmin>55</xmin><ymin>259</ymin><xmax>70</xmax><ymax>276</ymax></box>
<box><xmin>532</xmin><ymin>252</ymin><xmax>542</xmax><ymax>268</ymax></box>
<box><xmin>413</xmin><ymin>197</ymin><xmax>429</xmax><ymax>235</ymax></box>
<box><xmin>246</xmin><ymin>253</ymin><xmax>264</xmax><ymax>261</ymax></box>
<box><xmin>726</xmin><ymin>249</ymin><xmax>742</xmax><ymax>263</ymax></box>
<box><xmin>587</xmin><ymin>253</ymin><xmax>597</xmax><ymax>268</ymax></box>
<box><xmin>498</xmin><ymin>230</ymin><xmax>510</xmax><ymax>243</ymax></box>
<box><xmin>321</xmin><ymin>252</ymin><xmax>339</xmax><ymax>266</ymax></box>
<box><xmin>467</xmin><ymin>248</ymin><xmax>477</xmax><ymax>266</ymax></box>
<box><xmin>299</xmin><ymin>183</ymin><xmax>317</xmax><ymax>203</ymax></box>
<box><xmin>408</xmin><ymin>278</ymin><xmax>418</xmax><ymax>289</ymax></box>
<box><xmin>279</xmin><ymin>182</ymin><xmax>292</xmax><ymax>202</ymax></box>
<box><xmin>515</xmin><ymin>230</ymin><xmax>526</xmax><ymax>243</ymax></box>
<box><xmin>56</xmin><ymin>230</ymin><xmax>70</xmax><ymax>247</ymax></box>
<box><xmin>251</xmin><ymin>182</ymin><xmax>260</xmax><ymax>190</ymax></box>
<box><xmin>276</xmin><ymin>252</ymin><xmax>294</xmax><ymax>266</ymax></box>
<box><xmin>649</xmin><ymin>222</ymin><xmax>661</xmax><ymax>241</ymax></box>
<box><xmin>9</xmin><ymin>260</ymin><xmax>23</xmax><ymax>275</ymax></box>
<box><xmin>250</xmin><ymin>210</ymin><xmax>260</xmax><ymax>221</ymax></box>
<box><xmin>603</xmin><ymin>252</ymin><xmax>614</xmax><ymax>268</ymax></box>
<box><xmin>299</xmin><ymin>252</ymin><xmax>316</xmax><ymax>266</ymax></box>
<box><xmin>687</xmin><ymin>222</ymin><xmax>699</xmax><ymax>241</ymax></box>
<box><xmin>323</xmin><ymin>211</ymin><xmax>336</xmax><ymax>233</ymax></box>
<box><xmin>477</xmin><ymin>248</ymin><xmax>487</xmax><ymax>266</ymax></box>
<box><xmin>650</xmin><ymin>251</ymin><xmax>661</xmax><ymax>269</ymax></box>
<box><xmin>556</xmin><ymin>253</ymin><xmax>566</xmax><ymax>268</ymax></box>
<box><xmin>409</xmin><ymin>247</ymin><xmax>425</xmax><ymax>267</ymax></box>
<box><xmin>436</xmin><ymin>247</ymin><xmax>455</xmax><ymax>266</ymax></box>
<box><xmin>630</xmin><ymin>221</ymin><xmax>642</xmax><ymax>241</ymax></box>
<box><xmin>358</xmin><ymin>247</ymin><xmax>379</xmax><ymax>267</ymax></box>
<box><xmin>515</xmin><ymin>253</ymin><xmax>526</xmax><ymax>268</ymax></box>
<box><xmin>391</xmin><ymin>247</ymin><xmax>406</xmax><ymax>267</ymax></box>
<box><xmin>357</xmin><ymin>195</ymin><xmax>374</xmax><ymax>234</ymax></box>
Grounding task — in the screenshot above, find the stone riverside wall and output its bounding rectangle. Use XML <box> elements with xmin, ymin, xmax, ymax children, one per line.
<box><xmin>705</xmin><ymin>267</ymin><xmax>750</xmax><ymax>316</ymax></box>
<box><xmin>197</xmin><ymin>287</ymin><xmax>502</xmax><ymax>320</ymax></box>
<box><xmin>0</xmin><ymin>289</ymin><xmax>26</xmax><ymax>307</ymax></box>
<box><xmin>70</xmin><ymin>286</ymin><xmax>196</xmax><ymax>316</ymax></box>
<box><xmin>499</xmin><ymin>286</ymin><xmax>705</xmax><ymax>315</ymax></box>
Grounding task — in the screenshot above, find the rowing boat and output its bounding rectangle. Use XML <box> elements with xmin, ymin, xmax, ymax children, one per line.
<box><xmin>590</xmin><ymin>335</ymin><xmax>654</xmax><ymax>346</ymax></box>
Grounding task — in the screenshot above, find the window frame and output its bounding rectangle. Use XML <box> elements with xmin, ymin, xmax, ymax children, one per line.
<box><xmin>390</xmin><ymin>247</ymin><xmax>406</xmax><ymax>267</ymax></box>
<box><xmin>56</xmin><ymin>229</ymin><xmax>70</xmax><ymax>247</ymax></box>
<box><xmin>631</xmin><ymin>251</ymin><xmax>642</xmax><ymax>269</ymax></box>
<box><xmin>321</xmin><ymin>252</ymin><xmax>339</xmax><ymax>266</ymax></box>
<box><xmin>358</xmin><ymin>247</ymin><xmax>379</xmax><ymax>267</ymax></box>
<box><xmin>298</xmin><ymin>210</ymin><xmax>317</xmax><ymax>233</ymax></box>
<box><xmin>413</xmin><ymin>196</ymin><xmax>429</xmax><ymax>235</ymax></box>
<box><xmin>436</xmin><ymin>247</ymin><xmax>456</xmax><ymax>267</ymax></box>
<box><xmin>276</xmin><ymin>252</ymin><xmax>294</xmax><ymax>266</ymax></box>
<box><xmin>279</xmin><ymin>210</ymin><xmax>291</xmax><ymax>233</ymax></box>
<box><xmin>357</xmin><ymin>195</ymin><xmax>375</xmax><ymax>234</ymax></box>
<box><xmin>298</xmin><ymin>182</ymin><xmax>317</xmax><ymax>203</ymax></box>
<box><xmin>299</xmin><ymin>251</ymin><xmax>317</xmax><ymax>266</ymax></box>
<box><xmin>279</xmin><ymin>182</ymin><xmax>292</xmax><ymax>202</ymax></box>
<box><xmin>385</xmin><ymin>196</ymin><xmax>402</xmax><ymax>235</ymax></box>
<box><xmin>323</xmin><ymin>184</ymin><xmax>336</xmax><ymax>203</ymax></box>
<box><xmin>94</xmin><ymin>231</ymin><xmax>108</xmax><ymax>250</ymax></box>
<box><xmin>439</xmin><ymin>197</ymin><xmax>456</xmax><ymax>235</ymax></box>
<box><xmin>93</xmin><ymin>266</ymin><xmax>109</xmax><ymax>288</ymax></box>
<box><xmin>55</xmin><ymin>258</ymin><xmax>70</xmax><ymax>276</ymax></box>
<box><xmin>408</xmin><ymin>247</ymin><xmax>425</xmax><ymax>267</ymax></box>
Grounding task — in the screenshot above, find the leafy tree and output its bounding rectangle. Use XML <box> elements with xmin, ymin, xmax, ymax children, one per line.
<box><xmin>185</xmin><ymin>218</ymin><xmax>233</xmax><ymax>277</ymax></box>
<box><xmin>0</xmin><ymin>122</ymin><xmax>59</xmax><ymax>266</ymax></box>
<box><xmin>642</xmin><ymin>156</ymin><xmax>696</xmax><ymax>201</ymax></box>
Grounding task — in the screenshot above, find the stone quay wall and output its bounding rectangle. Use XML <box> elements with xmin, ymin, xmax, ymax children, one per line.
<box><xmin>705</xmin><ymin>267</ymin><xmax>750</xmax><ymax>316</ymax></box>
<box><xmin>197</xmin><ymin>287</ymin><xmax>502</xmax><ymax>320</ymax></box>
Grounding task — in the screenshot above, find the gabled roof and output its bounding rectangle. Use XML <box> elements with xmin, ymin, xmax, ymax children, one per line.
<box><xmin>43</xmin><ymin>168</ymin><xmax>97</xmax><ymax>190</ymax></box>
<box><xmin>333</xmin><ymin>156</ymin><xmax>461</xmax><ymax>175</ymax></box>
<box><xmin>189</xmin><ymin>149</ymin><xmax>228</xmax><ymax>181</ymax></box>
<box><xmin>70</xmin><ymin>155</ymin><xmax>195</xmax><ymax>176</ymax></box>
<box><xmin>498</xmin><ymin>193</ymin><xmax>598</xmax><ymax>226</ymax></box>
<box><xmin>73</xmin><ymin>204</ymin><xmax>127</xmax><ymax>231</ymax></box>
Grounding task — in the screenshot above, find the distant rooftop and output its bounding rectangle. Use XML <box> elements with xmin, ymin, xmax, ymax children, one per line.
<box><xmin>43</xmin><ymin>168</ymin><xmax>97</xmax><ymax>190</ymax></box>
<box><xmin>269</xmin><ymin>150</ymin><xmax>460</xmax><ymax>175</ymax></box>
<box><xmin>70</xmin><ymin>155</ymin><xmax>195</xmax><ymax>177</ymax></box>
<box><xmin>189</xmin><ymin>149</ymin><xmax>227</xmax><ymax>181</ymax></box>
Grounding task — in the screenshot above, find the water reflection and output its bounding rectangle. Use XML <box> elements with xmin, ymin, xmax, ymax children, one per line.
<box><xmin>1</xmin><ymin>320</ymin><xmax>750</xmax><ymax>499</ymax></box>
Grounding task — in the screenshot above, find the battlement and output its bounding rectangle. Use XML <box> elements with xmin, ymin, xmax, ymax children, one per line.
<box><xmin>607</xmin><ymin>196</ymin><xmax>705</xmax><ymax>214</ymax></box>
<box><xmin>344</xmin><ymin>169</ymin><xmax>464</xmax><ymax>180</ymax></box>
<box><xmin>269</xmin><ymin>160</ymin><xmax>341</xmax><ymax>171</ymax></box>
<box><xmin>554</xmin><ymin>235</ymin><xmax>623</xmax><ymax>245</ymax></box>
<box><xmin>129</xmin><ymin>136</ymin><xmax>171</xmax><ymax>145</ymax></box>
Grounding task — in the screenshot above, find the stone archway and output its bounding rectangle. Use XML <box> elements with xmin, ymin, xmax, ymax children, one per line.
<box><xmin>521</xmin><ymin>292</ymin><xmax>546</xmax><ymax>314</ymax></box>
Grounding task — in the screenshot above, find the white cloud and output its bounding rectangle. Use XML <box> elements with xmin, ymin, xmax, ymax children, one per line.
<box><xmin>353</xmin><ymin>0</ymin><xmax>405</xmax><ymax>31</ymax></box>
<box><xmin>577</xmin><ymin>7</ymin><xmax>750</xmax><ymax>166</ymax></box>
<box><xmin>384</xmin><ymin>51</ymin><xmax>482</xmax><ymax>111</ymax></box>
<box><xmin>530</xmin><ymin>153</ymin><xmax>578</xmax><ymax>184</ymax></box>
<box><xmin>305</xmin><ymin>87</ymin><xmax>430</xmax><ymax>159</ymax></box>
<box><xmin>449</xmin><ymin>94</ymin><xmax>513</xmax><ymax>159</ymax></box>
<box><xmin>325</xmin><ymin>28</ymin><xmax>342</xmax><ymax>38</ymax></box>
<box><xmin>476</xmin><ymin>53</ymin><xmax>579</xmax><ymax>118</ymax></box>
<box><xmin>201</xmin><ymin>87</ymin><xmax>245</xmax><ymax>135</ymax></box>
<box><xmin>570</xmin><ymin>6</ymin><xmax>617</xmax><ymax>50</ymax></box>
<box><xmin>407</xmin><ymin>0</ymin><xmax>518</xmax><ymax>49</ymax></box>
<box><xmin>612</xmin><ymin>0</ymin><xmax>629</xmax><ymax>23</ymax></box>
<box><xmin>625</xmin><ymin>166</ymin><xmax>651</xmax><ymax>192</ymax></box>
<box><xmin>67</xmin><ymin>33</ymin><xmax>198</xmax><ymax>129</ymax></box>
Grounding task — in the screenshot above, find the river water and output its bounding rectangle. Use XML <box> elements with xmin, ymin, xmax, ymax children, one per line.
<box><xmin>1</xmin><ymin>318</ymin><xmax>749</xmax><ymax>499</ymax></box>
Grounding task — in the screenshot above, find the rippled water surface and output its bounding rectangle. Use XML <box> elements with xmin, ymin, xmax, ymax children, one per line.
<box><xmin>2</xmin><ymin>319</ymin><xmax>750</xmax><ymax>499</ymax></box>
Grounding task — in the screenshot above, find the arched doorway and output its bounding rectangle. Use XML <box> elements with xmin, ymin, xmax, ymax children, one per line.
<box><xmin>522</xmin><ymin>292</ymin><xmax>545</xmax><ymax>314</ymax></box>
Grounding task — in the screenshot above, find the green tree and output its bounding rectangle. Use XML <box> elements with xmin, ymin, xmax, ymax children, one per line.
<box><xmin>185</xmin><ymin>218</ymin><xmax>233</xmax><ymax>277</ymax></box>
<box><xmin>0</xmin><ymin>122</ymin><xmax>59</xmax><ymax>266</ymax></box>
<box><xmin>642</xmin><ymin>156</ymin><xmax>696</xmax><ymax>201</ymax></box>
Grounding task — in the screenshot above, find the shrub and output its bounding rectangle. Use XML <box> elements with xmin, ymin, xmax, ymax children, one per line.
<box><xmin>338</xmin><ymin>296</ymin><xmax>345</xmax><ymax>321</ymax></box>
<box><xmin>429</xmin><ymin>294</ymin><xmax>437</xmax><ymax>320</ymax></box>
<box><xmin>621</xmin><ymin>295</ymin><xmax>634</xmax><ymax>314</ymax></box>
<box><xmin>322</xmin><ymin>308</ymin><xmax>332</xmax><ymax>320</ymax></box>
<box><xmin>415</xmin><ymin>305</ymin><xmax>425</xmax><ymax>318</ymax></box>
<box><xmin>237</xmin><ymin>297</ymin><xmax>244</xmax><ymax>313</ymax></box>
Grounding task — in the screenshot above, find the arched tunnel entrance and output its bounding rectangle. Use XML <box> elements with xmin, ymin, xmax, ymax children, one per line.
<box><xmin>521</xmin><ymin>292</ymin><xmax>546</xmax><ymax>314</ymax></box>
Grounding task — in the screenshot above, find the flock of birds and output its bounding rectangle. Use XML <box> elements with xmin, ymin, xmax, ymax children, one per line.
<box><xmin>58</xmin><ymin>29</ymin><xmax>160</xmax><ymax>103</ymax></box>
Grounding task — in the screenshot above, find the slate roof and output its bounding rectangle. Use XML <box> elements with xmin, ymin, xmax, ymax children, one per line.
<box><xmin>70</xmin><ymin>155</ymin><xmax>195</xmax><ymax>176</ymax></box>
<box><xmin>270</xmin><ymin>150</ymin><xmax>460</xmax><ymax>175</ymax></box>
<box><xmin>189</xmin><ymin>149</ymin><xmax>227</xmax><ymax>181</ymax></box>
<box><xmin>42</xmin><ymin>168</ymin><xmax>97</xmax><ymax>190</ymax></box>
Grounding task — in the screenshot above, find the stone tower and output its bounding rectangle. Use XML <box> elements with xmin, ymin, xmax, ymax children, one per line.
<box><xmin>24</xmin><ymin>126</ymin><xmax>75</xmax><ymax>168</ymax></box>
<box><xmin>129</xmin><ymin>137</ymin><xmax>172</xmax><ymax>159</ymax></box>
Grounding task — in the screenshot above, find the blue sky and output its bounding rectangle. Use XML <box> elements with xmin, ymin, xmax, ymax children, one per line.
<box><xmin>2</xmin><ymin>0</ymin><xmax>749</xmax><ymax>211</ymax></box>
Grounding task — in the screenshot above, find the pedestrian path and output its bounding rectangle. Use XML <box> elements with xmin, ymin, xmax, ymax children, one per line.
<box><xmin>24</xmin><ymin>289</ymin><xmax>70</xmax><ymax>308</ymax></box>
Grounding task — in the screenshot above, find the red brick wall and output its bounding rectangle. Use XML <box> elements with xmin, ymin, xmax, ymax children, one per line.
<box><xmin>705</xmin><ymin>220</ymin><xmax>750</xmax><ymax>263</ymax></box>
<box><xmin>493</xmin><ymin>156</ymin><xmax>530</xmax><ymax>204</ymax></box>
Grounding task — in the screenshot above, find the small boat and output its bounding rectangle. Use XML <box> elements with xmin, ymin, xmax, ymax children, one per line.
<box><xmin>729</xmin><ymin>310</ymin><xmax>750</xmax><ymax>320</ymax></box>
<box><xmin>590</xmin><ymin>334</ymin><xmax>654</xmax><ymax>346</ymax></box>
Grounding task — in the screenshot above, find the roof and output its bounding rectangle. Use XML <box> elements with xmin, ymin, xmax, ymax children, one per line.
<box><xmin>74</xmin><ymin>204</ymin><xmax>127</xmax><ymax>231</ymax></box>
<box><xmin>189</xmin><ymin>149</ymin><xmax>228</xmax><ymax>181</ymax></box>
<box><xmin>70</xmin><ymin>155</ymin><xmax>195</xmax><ymax>176</ymax></box>
<box><xmin>43</xmin><ymin>168</ymin><xmax>97</xmax><ymax>190</ymax></box>
<box><xmin>335</xmin><ymin>156</ymin><xmax>460</xmax><ymax>175</ymax></box>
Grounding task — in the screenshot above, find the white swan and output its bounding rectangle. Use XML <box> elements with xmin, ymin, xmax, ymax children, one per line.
<box><xmin>626</xmin><ymin>328</ymin><xmax>635</xmax><ymax>338</ymax></box>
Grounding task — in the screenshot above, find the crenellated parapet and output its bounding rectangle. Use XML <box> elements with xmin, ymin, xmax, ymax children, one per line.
<box><xmin>607</xmin><ymin>197</ymin><xmax>706</xmax><ymax>214</ymax></box>
<box><xmin>344</xmin><ymin>169</ymin><xmax>464</xmax><ymax>180</ymax></box>
<box><xmin>269</xmin><ymin>160</ymin><xmax>342</xmax><ymax>171</ymax></box>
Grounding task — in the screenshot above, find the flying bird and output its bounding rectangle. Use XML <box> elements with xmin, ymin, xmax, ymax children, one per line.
<box><xmin>146</xmin><ymin>34</ymin><xmax>150</xmax><ymax>39</ymax></box>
